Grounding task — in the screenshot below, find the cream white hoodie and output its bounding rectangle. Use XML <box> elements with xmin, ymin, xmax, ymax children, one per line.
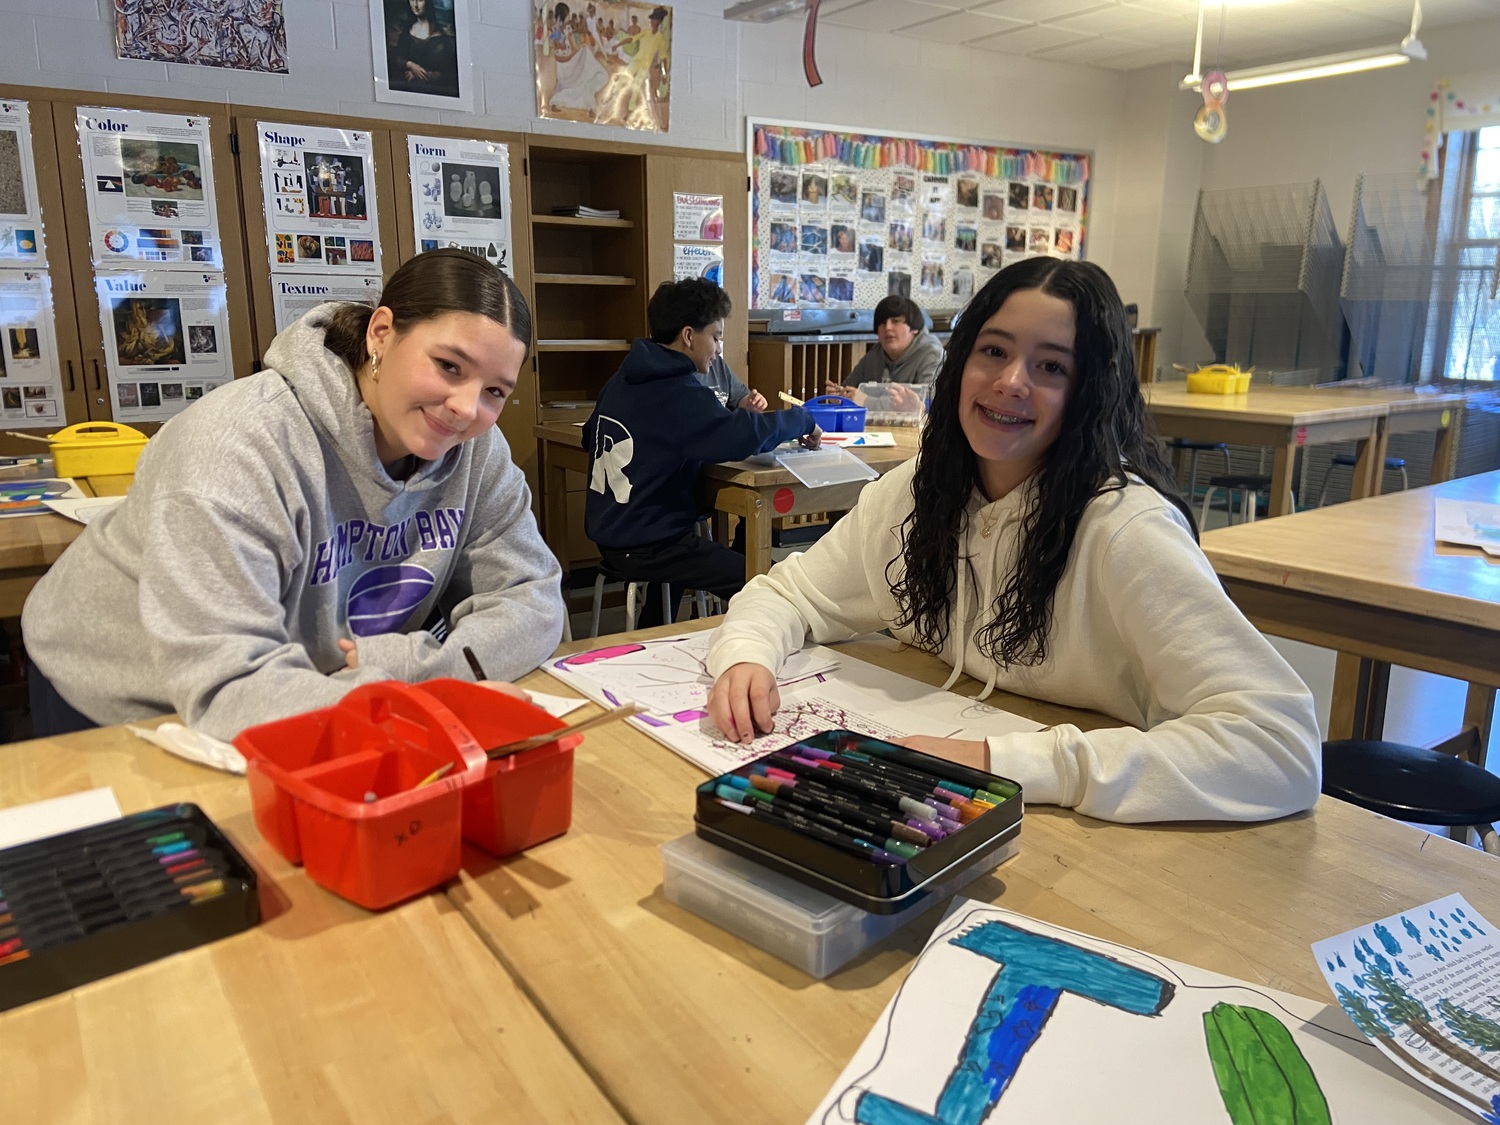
<box><xmin>706</xmin><ymin>459</ymin><xmax>1321</xmax><ymax>824</ymax></box>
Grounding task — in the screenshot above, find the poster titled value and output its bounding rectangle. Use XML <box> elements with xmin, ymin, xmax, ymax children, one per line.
<box><xmin>95</xmin><ymin>271</ymin><xmax>233</xmax><ymax>423</ymax></box>
<box><xmin>257</xmin><ymin>121</ymin><xmax>383</xmax><ymax>276</ymax></box>
<box><xmin>76</xmin><ymin>108</ymin><xmax>222</xmax><ymax>270</ymax></box>
<box><xmin>407</xmin><ymin>134</ymin><xmax>513</xmax><ymax>274</ymax></box>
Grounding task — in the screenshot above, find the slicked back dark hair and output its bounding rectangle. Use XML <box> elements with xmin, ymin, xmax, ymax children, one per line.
<box><xmin>888</xmin><ymin>257</ymin><xmax>1193</xmax><ymax>667</ymax></box>
<box><xmin>317</xmin><ymin>247</ymin><xmax>531</xmax><ymax>373</ymax></box>
<box><xmin>647</xmin><ymin>278</ymin><xmax>731</xmax><ymax>344</ymax></box>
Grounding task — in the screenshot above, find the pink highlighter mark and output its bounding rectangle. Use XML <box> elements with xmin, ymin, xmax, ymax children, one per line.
<box><xmin>638</xmin><ymin>714</ymin><xmax>668</xmax><ymax>727</ymax></box>
<box><xmin>673</xmin><ymin>709</ymin><xmax>709</xmax><ymax>722</ymax></box>
<box><xmin>556</xmin><ymin>643</ymin><xmax>644</xmax><ymax>668</ymax></box>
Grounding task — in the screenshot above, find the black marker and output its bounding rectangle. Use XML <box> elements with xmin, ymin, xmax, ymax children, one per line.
<box><xmin>462</xmin><ymin>646</ymin><xmax>487</xmax><ymax>681</ymax></box>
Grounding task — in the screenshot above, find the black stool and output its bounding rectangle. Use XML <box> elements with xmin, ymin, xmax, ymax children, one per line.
<box><xmin>1322</xmin><ymin>739</ymin><xmax>1500</xmax><ymax>854</ymax></box>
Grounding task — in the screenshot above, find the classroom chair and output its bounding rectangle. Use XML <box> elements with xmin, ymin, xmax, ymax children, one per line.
<box><xmin>1321</xmin><ymin>739</ymin><xmax>1500</xmax><ymax>854</ymax></box>
<box><xmin>1199</xmin><ymin>473</ymin><xmax>1293</xmax><ymax>526</ymax></box>
<box><xmin>587</xmin><ymin>570</ymin><xmax>709</xmax><ymax>636</ymax></box>
<box><xmin>1167</xmin><ymin>439</ymin><xmax>1232</xmax><ymax>501</ymax></box>
<box><xmin>1315</xmin><ymin>454</ymin><xmax>1409</xmax><ymax>507</ymax></box>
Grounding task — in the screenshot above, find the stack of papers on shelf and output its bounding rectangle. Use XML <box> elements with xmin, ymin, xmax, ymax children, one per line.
<box><xmin>550</xmin><ymin>205</ymin><xmax>622</xmax><ymax>219</ymax></box>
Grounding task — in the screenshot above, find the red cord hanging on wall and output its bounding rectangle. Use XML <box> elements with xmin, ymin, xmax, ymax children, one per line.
<box><xmin>803</xmin><ymin>0</ymin><xmax>823</xmax><ymax>87</ymax></box>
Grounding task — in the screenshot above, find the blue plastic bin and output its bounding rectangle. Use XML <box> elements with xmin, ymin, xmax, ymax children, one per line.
<box><xmin>804</xmin><ymin>395</ymin><xmax>867</xmax><ymax>433</ymax></box>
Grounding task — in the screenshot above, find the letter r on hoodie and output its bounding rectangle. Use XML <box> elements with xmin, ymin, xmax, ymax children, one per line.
<box><xmin>589</xmin><ymin>415</ymin><xmax>634</xmax><ymax>504</ymax></box>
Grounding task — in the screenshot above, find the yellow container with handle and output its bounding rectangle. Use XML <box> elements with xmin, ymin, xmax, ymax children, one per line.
<box><xmin>46</xmin><ymin>422</ymin><xmax>149</xmax><ymax>477</ymax></box>
<box><xmin>1185</xmin><ymin>365</ymin><xmax>1252</xmax><ymax>394</ymax></box>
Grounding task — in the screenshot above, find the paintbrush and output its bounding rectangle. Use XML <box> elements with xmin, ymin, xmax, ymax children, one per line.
<box><xmin>485</xmin><ymin>703</ymin><xmax>643</xmax><ymax>760</ymax></box>
<box><xmin>4</xmin><ymin>431</ymin><xmax>54</xmax><ymax>444</ymax></box>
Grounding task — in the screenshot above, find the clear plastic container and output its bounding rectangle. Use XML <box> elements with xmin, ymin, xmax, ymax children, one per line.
<box><xmin>858</xmin><ymin>382</ymin><xmax>931</xmax><ymax>427</ymax></box>
<box><xmin>772</xmin><ymin>447</ymin><xmax>879</xmax><ymax>488</ymax></box>
<box><xmin>660</xmin><ymin>832</ymin><xmax>1019</xmax><ymax>979</ymax></box>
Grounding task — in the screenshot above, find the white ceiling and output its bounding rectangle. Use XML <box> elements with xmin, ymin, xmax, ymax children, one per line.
<box><xmin>812</xmin><ymin>0</ymin><xmax>1500</xmax><ymax>72</ymax></box>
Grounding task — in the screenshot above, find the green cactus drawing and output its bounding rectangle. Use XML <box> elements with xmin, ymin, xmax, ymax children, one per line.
<box><xmin>1203</xmin><ymin>1003</ymin><xmax>1331</xmax><ymax>1125</ymax></box>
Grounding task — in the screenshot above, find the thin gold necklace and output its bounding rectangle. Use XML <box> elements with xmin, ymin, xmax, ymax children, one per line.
<box><xmin>978</xmin><ymin>505</ymin><xmax>1000</xmax><ymax>539</ymax></box>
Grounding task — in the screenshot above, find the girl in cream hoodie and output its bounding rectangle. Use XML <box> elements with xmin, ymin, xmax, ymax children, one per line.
<box><xmin>706</xmin><ymin>259</ymin><xmax>1320</xmax><ymax>824</ymax></box>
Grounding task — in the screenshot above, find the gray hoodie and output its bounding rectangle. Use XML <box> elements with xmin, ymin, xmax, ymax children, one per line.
<box><xmin>846</xmin><ymin>328</ymin><xmax>945</xmax><ymax>385</ymax></box>
<box><xmin>22</xmin><ymin>306</ymin><xmax>564</xmax><ymax>739</ymax></box>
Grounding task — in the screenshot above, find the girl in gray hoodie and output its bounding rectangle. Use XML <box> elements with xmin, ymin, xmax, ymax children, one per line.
<box><xmin>23</xmin><ymin>249</ymin><xmax>564</xmax><ymax>739</ymax></box>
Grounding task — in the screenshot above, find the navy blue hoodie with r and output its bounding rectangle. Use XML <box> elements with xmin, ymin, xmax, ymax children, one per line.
<box><xmin>584</xmin><ymin>339</ymin><xmax>816</xmax><ymax>550</ymax></box>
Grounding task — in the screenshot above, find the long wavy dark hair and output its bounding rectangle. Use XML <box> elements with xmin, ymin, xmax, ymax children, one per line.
<box><xmin>889</xmin><ymin>258</ymin><xmax>1192</xmax><ymax>668</ymax></box>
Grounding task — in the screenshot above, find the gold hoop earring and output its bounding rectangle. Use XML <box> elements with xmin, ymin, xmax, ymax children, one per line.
<box><xmin>369</xmin><ymin>355</ymin><xmax>380</xmax><ymax>381</ymax></box>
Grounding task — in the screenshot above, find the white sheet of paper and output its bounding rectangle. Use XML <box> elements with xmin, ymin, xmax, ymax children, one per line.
<box><xmin>525</xmin><ymin>689</ymin><xmax>589</xmax><ymax>719</ymax></box>
<box><xmin>43</xmin><ymin>495</ymin><xmax>126</xmax><ymax>525</ymax></box>
<box><xmin>1314</xmin><ymin>894</ymin><xmax>1500</xmax><ymax>1121</ymax></box>
<box><xmin>808</xmin><ymin>899</ymin><xmax>1465</xmax><ymax>1124</ymax></box>
<box><xmin>819</xmin><ymin>431</ymin><xmax>897</xmax><ymax>447</ymax></box>
<box><xmin>0</xmin><ymin>787</ymin><xmax>122</xmax><ymax>850</ymax></box>
<box><xmin>1434</xmin><ymin>499</ymin><xmax>1500</xmax><ymax>557</ymax></box>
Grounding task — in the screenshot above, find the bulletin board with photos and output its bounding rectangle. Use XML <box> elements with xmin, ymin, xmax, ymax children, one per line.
<box><xmin>749</xmin><ymin>120</ymin><xmax>1089</xmax><ymax>313</ymax></box>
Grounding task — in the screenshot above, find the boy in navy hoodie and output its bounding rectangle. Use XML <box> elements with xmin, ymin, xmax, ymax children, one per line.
<box><xmin>585</xmin><ymin>279</ymin><xmax>820</xmax><ymax>627</ymax></box>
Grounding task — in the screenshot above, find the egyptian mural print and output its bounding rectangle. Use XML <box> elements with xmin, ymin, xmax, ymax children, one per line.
<box><xmin>113</xmin><ymin>0</ymin><xmax>288</xmax><ymax>73</ymax></box>
<box><xmin>534</xmin><ymin>2</ymin><xmax>672</xmax><ymax>133</ymax></box>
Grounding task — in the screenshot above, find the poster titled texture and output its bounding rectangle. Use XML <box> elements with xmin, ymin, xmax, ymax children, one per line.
<box><xmin>534</xmin><ymin>1</ymin><xmax>672</xmax><ymax>132</ymax></box>
<box><xmin>113</xmin><ymin>0</ymin><xmax>288</xmax><ymax>73</ymax></box>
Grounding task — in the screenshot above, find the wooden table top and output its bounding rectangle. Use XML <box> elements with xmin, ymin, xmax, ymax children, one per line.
<box><xmin>447</xmin><ymin>628</ymin><xmax>1500</xmax><ymax>1125</ymax></box>
<box><xmin>0</xmin><ymin>473</ymin><xmax>129</xmax><ymax>575</ymax></box>
<box><xmin>535</xmin><ymin>419</ymin><xmax>921</xmax><ymax>488</ymax></box>
<box><xmin>0</xmin><ymin>722</ymin><xmax>625</xmax><ymax>1125</ymax></box>
<box><xmin>1144</xmin><ymin>384</ymin><xmax>1396</xmax><ymax>424</ymax></box>
<box><xmin>1202</xmin><ymin>470</ymin><xmax>1500</xmax><ymax>629</ymax></box>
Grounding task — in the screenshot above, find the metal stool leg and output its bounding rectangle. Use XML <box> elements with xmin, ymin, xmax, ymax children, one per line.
<box><xmin>1244</xmin><ymin>489</ymin><xmax>1259</xmax><ymax>524</ymax></box>
<box><xmin>1398</xmin><ymin>466</ymin><xmax>1409</xmax><ymax>491</ymax></box>
<box><xmin>1316</xmin><ymin>463</ymin><xmax>1337</xmax><ymax>507</ymax></box>
<box><xmin>1200</xmin><ymin>486</ymin><xmax>1217</xmax><ymax>528</ymax></box>
<box><xmin>1185</xmin><ymin>450</ymin><xmax>1200</xmax><ymax>499</ymax></box>
<box><xmin>1480</xmin><ymin>825</ymin><xmax>1499</xmax><ymax>855</ymax></box>
<box><xmin>589</xmin><ymin>572</ymin><xmax>606</xmax><ymax>638</ymax></box>
<box><xmin>695</xmin><ymin>590</ymin><xmax>709</xmax><ymax>619</ymax></box>
<box><xmin>624</xmin><ymin>582</ymin><xmax>642</xmax><ymax>632</ymax></box>
<box><xmin>661</xmin><ymin>582</ymin><xmax>674</xmax><ymax>627</ymax></box>
<box><xmin>561</xmin><ymin>603</ymin><xmax>573</xmax><ymax>643</ymax></box>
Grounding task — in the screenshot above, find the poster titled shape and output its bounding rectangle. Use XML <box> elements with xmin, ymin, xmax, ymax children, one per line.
<box><xmin>809</xmin><ymin>900</ymin><xmax>1466</xmax><ymax>1125</ymax></box>
<box><xmin>0</xmin><ymin>269</ymin><xmax>65</xmax><ymax>428</ymax></box>
<box><xmin>77</xmin><ymin>108</ymin><xmax>221</xmax><ymax>270</ymax></box>
<box><xmin>1316</xmin><ymin>894</ymin><xmax>1500</xmax><ymax>1121</ymax></box>
<box><xmin>0</xmin><ymin>100</ymin><xmax>46</xmax><ymax>266</ymax></box>
<box><xmin>96</xmin><ymin>271</ymin><xmax>232</xmax><ymax>423</ymax></box>
<box><xmin>257</xmin><ymin>122</ymin><xmax>382</xmax><ymax>276</ymax></box>
<box><xmin>270</xmin><ymin>272</ymin><xmax>381</xmax><ymax>334</ymax></box>
<box><xmin>407</xmin><ymin>134</ymin><xmax>512</xmax><ymax>273</ymax></box>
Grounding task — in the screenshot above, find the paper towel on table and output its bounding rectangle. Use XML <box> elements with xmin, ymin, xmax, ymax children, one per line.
<box><xmin>525</xmin><ymin>689</ymin><xmax>589</xmax><ymax>718</ymax></box>
<box><xmin>127</xmin><ymin>722</ymin><xmax>247</xmax><ymax>775</ymax></box>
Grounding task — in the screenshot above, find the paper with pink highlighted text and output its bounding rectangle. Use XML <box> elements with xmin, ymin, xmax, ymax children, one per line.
<box><xmin>543</xmin><ymin>632</ymin><xmax>1041</xmax><ymax>776</ymax></box>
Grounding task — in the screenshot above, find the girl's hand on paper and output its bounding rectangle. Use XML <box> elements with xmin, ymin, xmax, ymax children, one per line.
<box><xmin>707</xmin><ymin>662</ymin><xmax>780</xmax><ymax>743</ymax></box>
<box><xmin>898</xmin><ymin>736</ymin><xmax>989</xmax><ymax>771</ymax></box>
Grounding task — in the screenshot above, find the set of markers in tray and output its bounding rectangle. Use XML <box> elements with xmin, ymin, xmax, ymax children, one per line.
<box><xmin>0</xmin><ymin>803</ymin><xmax>258</xmax><ymax>1011</ymax></box>
<box><xmin>694</xmin><ymin>730</ymin><xmax>1023</xmax><ymax>913</ymax></box>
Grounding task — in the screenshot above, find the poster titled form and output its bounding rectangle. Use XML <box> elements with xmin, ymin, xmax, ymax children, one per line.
<box><xmin>76</xmin><ymin>108</ymin><xmax>221</xmax><ymax>269</ymax></box>
<box><xmin>0</xmin><ymin>100</ymin><xmax>46</xmax><ymax>265</ymax></box>
<box><xmin>95</xmin><ymin>271</ymin><xmax>232</xmax><ymax>423</ymax></box>
<box><xmin>406</xmin><ymin>134</ymin><xmax>512</xmax><ymax>273</ymax></box>
<box><xmin>258</xmin><ymin>121</ymin><xmax>382</xmax><ymax>276</ymax></box>
<box><xmin>0</xmin><ymin>269</ymin><xmax>65</xmax><ymax>427</ymax></box>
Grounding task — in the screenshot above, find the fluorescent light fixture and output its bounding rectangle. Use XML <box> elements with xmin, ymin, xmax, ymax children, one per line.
<box><xmin>723</xmin><ymin>0</ymin><xmax>806</xmax><ymax>21</ymax></box>
<box><xmin>1180</xmin><ymin>40</ymin><xmax>1425</xmax><ymax>93</ymax></box>
<box><xmin>1180</xmin><ymin>0</ymin><xmax>1426</xmax><ymax>93</ymax></box>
